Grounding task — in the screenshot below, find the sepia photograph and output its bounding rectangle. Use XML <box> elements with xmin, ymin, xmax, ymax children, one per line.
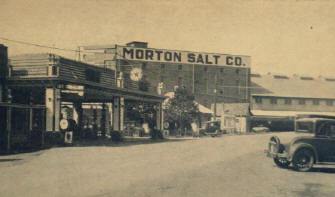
<box><xmin>0</xmin><ymin>0</ymin><xmax>335</xmax><ymax>196</ymax></box>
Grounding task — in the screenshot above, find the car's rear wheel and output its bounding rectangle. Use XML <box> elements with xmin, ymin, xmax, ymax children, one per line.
<box><xmin>274</xmin><ymin>157</ymin><xmax>290</xmax><ymax>168</ymax></box>
<box><xmin>292</xmin><ymin>149</ymin><xmax>314</xmax><ymax>172</ymax></box>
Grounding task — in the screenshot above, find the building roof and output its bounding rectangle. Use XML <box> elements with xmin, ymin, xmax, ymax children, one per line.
<box><xmin>251</xmin><ymin>73</ymin><xmax>335</xmax><ymax>99</ymax></box>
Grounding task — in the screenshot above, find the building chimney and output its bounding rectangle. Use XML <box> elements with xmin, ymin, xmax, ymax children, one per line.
<box><xmin>126</xmin><ymin>41</ymin><xmax>148</xmax><ymax>48</ymax></box>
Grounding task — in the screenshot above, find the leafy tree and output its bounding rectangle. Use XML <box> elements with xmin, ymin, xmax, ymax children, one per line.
<box><xmin>164</xmin><ymin>87</ymin><xmax>200</xmax><ymax>135</ymax></box>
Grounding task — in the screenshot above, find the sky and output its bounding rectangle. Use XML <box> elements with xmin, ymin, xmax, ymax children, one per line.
<box><xmin>1</xmin><ymin>0</ymin><xmax>335</xmax><ymax>76</ymax></box>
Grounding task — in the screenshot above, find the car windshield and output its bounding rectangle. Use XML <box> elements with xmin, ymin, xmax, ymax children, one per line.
<box><xmin>296</xmin><ymin>121</ymin><xmax>314</xmax><ymax>133</ymax></box>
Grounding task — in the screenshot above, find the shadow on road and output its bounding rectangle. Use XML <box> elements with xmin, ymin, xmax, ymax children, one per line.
<box><xmin>0</xmin><ymin>158</ymin><xmax>23</xmax><ymax>162</ymax></box>
<box><xmin>71</xmin><ymin>138</ymin><xmax>194</xmax><ymax>148</ymax></box>
<box><xmin>309</xmin><ymin>167</ymin><xmax>335</xmax><ymax>174</ymax></box>
<box><xmin>283</xmin><ymin>166</ymin><xmax>335</xmax><ymax>174</ymax></box>
<box><xmin>292</xmin><ymin>183</ymin><xmax>325</xmax><ymax>197</ymax></box>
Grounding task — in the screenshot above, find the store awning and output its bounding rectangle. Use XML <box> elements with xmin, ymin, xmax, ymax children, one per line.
<box><xmin>197</xmin><ymin>103</ymin><xmax>213</xmax><ymax>114</ymax></box>
<box><xmin>163</xmin><ymin>92</ymin><xmax>213</xmax><ymax>114</ymax></box>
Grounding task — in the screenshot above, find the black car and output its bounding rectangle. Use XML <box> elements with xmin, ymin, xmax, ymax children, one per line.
<box><xmin>266</xmin><ymin>117</ymin><xmax>335</xmax><ymax>172</ymax></box>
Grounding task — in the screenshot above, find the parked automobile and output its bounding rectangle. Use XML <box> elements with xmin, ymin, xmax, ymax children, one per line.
<box><xmin>200</xmin><ymin>120</ymin><xmax>222</xmax><ymax>137</ymax></box>
<box><xmin>265</xmin><ymin>117</ymin><xmax>335</xmax><ymax>171</ymax></box>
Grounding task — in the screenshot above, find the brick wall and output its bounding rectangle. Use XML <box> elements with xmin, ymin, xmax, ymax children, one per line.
<box><xmin>119</xmin><ymin>60</ymin><xmax>250</xmax><ymax>108</ymax></box>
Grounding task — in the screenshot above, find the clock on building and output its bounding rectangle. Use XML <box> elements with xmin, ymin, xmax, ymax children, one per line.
<box><xmin>130</xmin><ymin>67</ymin><xmax>143</xmax><ymax>81</ymax></box>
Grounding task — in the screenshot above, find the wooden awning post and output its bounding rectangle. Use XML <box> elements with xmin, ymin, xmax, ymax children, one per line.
<box><xmin>156</xmin><ymin>103</ymin><xmax>163</xmax><ymax>130</ymax></box>
<box><xmin>112</xmin><ymin>97</ymin><xmax>124</xmax><ymax>132</ymax></box>
<box><xmin>45</xmin><ymin>87</ymin><xmax>61</xmax><ymax>132</ymax></box>
<box><xmin>6</xmin><ymin>107</ymin><xmax>11</xmax><ymax>152</ymax></box>
<box><xmin>100</xmin><ymin>103</ymin><xmax>107</xmax><ymax>137</ymax></box>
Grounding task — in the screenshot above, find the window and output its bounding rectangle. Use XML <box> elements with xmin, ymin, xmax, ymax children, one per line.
<box><xmin>178</xmin><ymin>65</ymin><xmax>183</xmax><ymax>70</ymax></box>
<box><xmin>326</xmin><ymin>100</ymin><xmax>333</xmax><ymax>106</ymax></box>
<box><xmin>255</xmin><ymin>97</ymin><xmax>262</xmax><ymax>104</ymax></box>
<box><xmin>220</xmin><ymin>68</ymin><xmax>224</xmax><ymax>73</ymax></box>
<box><xmin>48</xmin><ymin>65</ymin><xmax>59</xmax><ymax>76</ymax></box>
<box><xmin>284</xmin><ymin>98</ymin><xmax>292</xmax><ymax>105</ymax></box>
<box><xmin>318</xmin><ymin>122</ymin><xmax>334</xmax><ymax>136</ymax></box>
<box><xmin>270</xmin><ymin>98</ymin><xmax>277</xmax><ymax>104</ymax></box>
<box><xmin>142</xmin><ymin>63</ymin><xmax>147</xmax><ymax>69</ymax></box>
<box><xmin>329</xmin><ymin>125</ymin><xmax>335</xmax><ymax>137</ymax></box>
<box><xmin>161</xmin><ymin>64</ymin><xmax>165</xmax><ymax>69</ymax></box>
<box><xmin>51</xmin><ymin>66</ymin><xmax>58</xmax><ymax>76</ymax></box>
<box><xmin>178</xmin><ymin>77</ymin><xmax>183</xmax><ymax>86</ymax></box>
<box><xmin>236</xmin><ymin>69</ymin><xmax>240</xmax><ymax>74</ymax></box>
<box><xmin>299</xmin><ymin>99</ymin><xmax>306</xmax><ymax>105</ymax></box>
<box><xmin>313</xmin><ymin>99</ymin><xmax>319</xmax><ymax>105</ymax></box>
<box><xmin>204</xmin><ymin>66</ymin><xmax>208</xmax><ymax>72</ymax></box>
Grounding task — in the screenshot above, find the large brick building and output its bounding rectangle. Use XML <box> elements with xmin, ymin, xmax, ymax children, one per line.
<box><xmin>80</xmin><ymin>41</ymin><xmax>251</xmax><ymax>109</ymax></box>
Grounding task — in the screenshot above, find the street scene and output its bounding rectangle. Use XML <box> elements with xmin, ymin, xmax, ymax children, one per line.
<box><xmin>1</xmin><ymin>0</ymin><xmax>335</xmax><ymax>197</ymax></box>
<box><xmin>0</xmin><ymin>133</ymin><xmax>335</xmax><ymax>197</ymax></box>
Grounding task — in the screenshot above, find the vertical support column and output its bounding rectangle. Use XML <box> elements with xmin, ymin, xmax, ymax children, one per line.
<box><xmin>112</xmin><ymin>97</ymin><xmax>119</xmax><ymax>131</ymax></box>
<box><xmin>107</xmin><ymin>103</ymin><xmax>113</xmax><ymax>134</ymax></box>
<box><xmin>41</xmin><ymin>108</ymin><xmax>45</xmax><ymax>146</ymax></box>
<box><xmin>29</xmin><ymin>108</ymin><xmax>33</xmax><ymax>131</ymax></box>
<box><xmin>6</xmin><ymin>107</ymin><xmax>11</xmax><ymax>152</ymax></box>
<box><xmin>120</xmin><ymin>97</ymin><xmax>124</xmax><ymax>131</ymax></box>
<box><xmin>156</xmin><ymin>103</ymin><xmax>163</xmax><ymax>130</ymax></box>
<box><xmin>45</xmin><ymin>87</ymin><xmax>61</xmax><ymax>132</ymax></box>
<box><xmin>101</xmin><ymin>103</ymin><xmax>106</xmax><ymax>137</ymax></box>
<box><xmin>112</xmin><ymin>97</ymin><xmax>124</xmax><ymax>131</ymax></box>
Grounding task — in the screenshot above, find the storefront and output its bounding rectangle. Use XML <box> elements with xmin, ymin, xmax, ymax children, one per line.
<box><xmin>1</xmin><ymin>52</ymin><xmax>164</xmax><ymax>151</ymax></box>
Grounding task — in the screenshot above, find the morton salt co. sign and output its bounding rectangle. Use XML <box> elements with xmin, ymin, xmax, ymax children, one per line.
<box><xmin>116</xmin><ymin>46</ymin><xmax>250</xmax><ymax>67</ymax></box>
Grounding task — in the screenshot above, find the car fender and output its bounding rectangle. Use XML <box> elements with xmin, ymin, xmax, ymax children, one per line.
<box><xmin>288</xmin><ymin>143</ymin><xmax>319</xmax><ymax>163</ymax></box>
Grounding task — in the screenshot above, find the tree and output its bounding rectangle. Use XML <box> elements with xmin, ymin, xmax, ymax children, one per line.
<box><xmin>164</xmin><ymin>87</ymin><xmax>200</xmax><ymax>135</ymax></box>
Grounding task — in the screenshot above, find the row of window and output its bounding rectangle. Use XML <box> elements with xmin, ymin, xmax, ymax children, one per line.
<box><xmin>147</xmin><ymin>63</ymin><xmax>240</xmax><ymax>74</ymax></box>
<box><xmin>254</xmin><ymin>97</ymin><xmax>334</xmax><ymax>106</ymax></box>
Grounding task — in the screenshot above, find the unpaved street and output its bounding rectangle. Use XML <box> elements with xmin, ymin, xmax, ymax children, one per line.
<box><xmin>0</xmin><ymin>132</ymin><xmax>334</xmax><ymax>197</ymax></box>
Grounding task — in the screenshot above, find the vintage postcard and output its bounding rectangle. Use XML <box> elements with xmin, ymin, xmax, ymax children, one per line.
<box><xmin>0</xmin><ymin>0</ymin><xmax>335</xmax><ymax>196</ymax></box>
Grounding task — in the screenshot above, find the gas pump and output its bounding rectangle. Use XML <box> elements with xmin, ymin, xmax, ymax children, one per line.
<box><xmin>59</xmin><ymin>118</ymin><xmax>76</xmax><ymax>144</ymax></box>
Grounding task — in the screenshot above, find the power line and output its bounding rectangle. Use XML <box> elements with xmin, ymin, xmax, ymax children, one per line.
<box><xmin>0</xmin><ymin>36</ymin><xmax>80</xmax><ymax>52</ymax></box>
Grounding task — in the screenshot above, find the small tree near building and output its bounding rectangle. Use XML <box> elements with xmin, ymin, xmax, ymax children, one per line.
<box><xmin>164</xmin><ymin>87</ymin><xmax>200</xmax><ymax>135</ymax></box>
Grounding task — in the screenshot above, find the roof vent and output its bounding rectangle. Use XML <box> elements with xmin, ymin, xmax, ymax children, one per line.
<box><xmin>300</xmin><ymin>76</ymin><xmax>314</xmax><ymax>80</ymax></box>
<box><xmin>325</xmin><ymin>78</ymin><xmax>335</xmax><ymax>82</ymax></box>
<box><xmin>273</xmin><ymin>75</ymin><xmax>289</xmax><ymax>79</ymax></box>
<box><xmin>251</xmin><ymin>73</ymin><xmax>261</xmax><ymax>78</ymax></box>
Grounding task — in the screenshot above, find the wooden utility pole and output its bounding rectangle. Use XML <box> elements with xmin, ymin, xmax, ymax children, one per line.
<box><xmin>213</xmin><ymin>73</ymin><xmax>217</xmax><ymax>120</ymax></box>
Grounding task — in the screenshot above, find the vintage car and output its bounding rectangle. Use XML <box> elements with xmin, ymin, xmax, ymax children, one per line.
<box><xmin>266</xmin><ymin>117</ymin><xmax>335</xmax><ymax>172</ymax></box>
<box><xmin>200</xmin><ymin>120</ymin><xmax>222</xmax><ymax>137</ymax></box>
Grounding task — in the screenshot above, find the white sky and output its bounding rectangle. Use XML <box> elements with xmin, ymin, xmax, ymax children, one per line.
<box><xmin>1</xmin><ymin>0</ymin><xmax>335</xmax><ymax>76</ymax></box>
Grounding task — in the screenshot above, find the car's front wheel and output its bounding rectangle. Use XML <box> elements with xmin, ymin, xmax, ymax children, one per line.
<box><xmin>292</xmin><ymin>149</ymin><xmax>314</xmax><ymax>172</ymax></box>
<box><xmin>274</xmin><ymin>157</ymin><xmax>290</xmax><ymax>168</ymax></box>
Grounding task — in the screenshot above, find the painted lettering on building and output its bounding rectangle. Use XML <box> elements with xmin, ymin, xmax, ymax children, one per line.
<box><xmin>116</xmin><ymin>46</ymin><xmax>250</xmax><ymax>67</ymax></box>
